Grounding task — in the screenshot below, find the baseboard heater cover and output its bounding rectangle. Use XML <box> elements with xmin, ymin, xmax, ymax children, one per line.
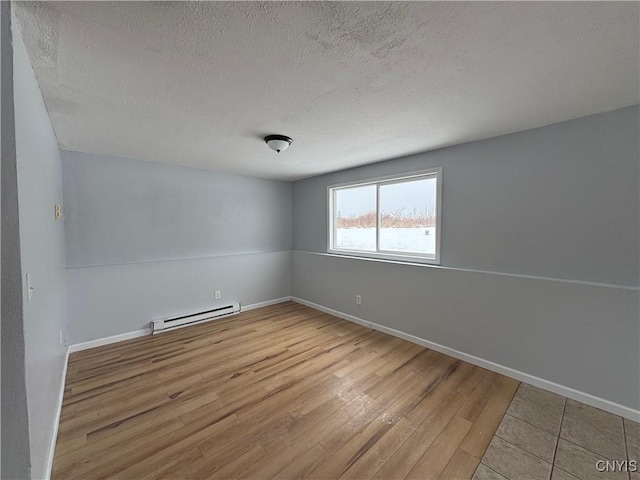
<box><xmin>151</xmin><ymin>303</ymin><xmax>241</xmax><ymax>334</ymax></box>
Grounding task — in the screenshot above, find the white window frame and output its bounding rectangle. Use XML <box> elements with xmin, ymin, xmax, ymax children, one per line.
<box><xmin>327</xmin><ymin>167</ymin><xmax>442</xmax><ymax>265</ymax></box>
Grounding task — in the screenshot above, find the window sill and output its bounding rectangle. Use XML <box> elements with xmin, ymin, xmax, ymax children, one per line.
<box><xmin>325</xmin><ymin>249</ymin><xmax>440</xmax><ymax>267</ymax></box>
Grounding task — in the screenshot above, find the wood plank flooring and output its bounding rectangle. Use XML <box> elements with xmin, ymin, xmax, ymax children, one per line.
<box><xmin>53</xmin><ymin>301</ymin><xmax>519</xmax><ymax>479</ymax></box>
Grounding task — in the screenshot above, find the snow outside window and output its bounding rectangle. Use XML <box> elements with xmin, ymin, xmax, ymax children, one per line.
<box><xmin>328</xmin><ymin>168</ymin><xmax>442</xmax><ymax>264</ymax></box>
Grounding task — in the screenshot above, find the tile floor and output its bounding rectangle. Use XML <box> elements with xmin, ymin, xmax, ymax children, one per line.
<box><xmin>473</xmin><ymin>383</ymin><xmax>640</xmax><ymax>480</ymax></box>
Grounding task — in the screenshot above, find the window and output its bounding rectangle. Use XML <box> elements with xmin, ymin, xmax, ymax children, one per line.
<box><xmin>328</xmin><ymin>168</ymin><xmax>441</xmax><ymax>264</ymax></box>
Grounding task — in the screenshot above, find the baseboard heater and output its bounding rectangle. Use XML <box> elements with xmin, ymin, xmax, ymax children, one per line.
<box><xmin>151</xmin><ymin>303</ymin><xmax>241</xmax><ymax>334</ymax></box>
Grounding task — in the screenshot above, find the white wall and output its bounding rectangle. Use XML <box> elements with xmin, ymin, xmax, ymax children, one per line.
<box><xmin>292</xmin><ymin>107</ymin><xmax>640</xmax><ymax>413</ymax></box>
<box><xmin>12</xmin><ymin>12</ymin><xmax>69</xmax><ymax>480</ymax></box>
<box><xmin>62</xmin><ymin>151</ymin><xmax>292</xmax><ymax>344</ymax></box>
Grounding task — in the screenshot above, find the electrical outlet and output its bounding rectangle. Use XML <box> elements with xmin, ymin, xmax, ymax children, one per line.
<box><xmin>214</xmin><ymin>291</ymin><xmax>221</xmax><ymax>300</ymax></box>
<box><xmin>54</xmin><ymin>204</ymin><xmax>62</xmax><ymax>220</ymax></box>
<box><xmin>355</xmin><ymin>295</ymin><xmax>362</xmax><ymax>305</ymax></box>
<box><xmin>59</xmin><ymin>329</ymin><xmax>64</xmax><ymax>345</ymax></box>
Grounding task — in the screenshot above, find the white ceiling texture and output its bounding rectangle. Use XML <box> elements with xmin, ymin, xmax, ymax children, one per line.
<box><xmin>15</xmin><ymin>1</ymin><xmax>639</xmax><ymax>180</ymax></box>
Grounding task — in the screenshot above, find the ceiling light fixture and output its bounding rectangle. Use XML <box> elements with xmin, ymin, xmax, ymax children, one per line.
<box><xmin>264</xmin><ymin>135</ymin><xmax>293</xmax><ymax>153</ymax></box>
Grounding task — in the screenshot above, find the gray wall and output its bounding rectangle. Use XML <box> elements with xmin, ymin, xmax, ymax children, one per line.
<box><xmin>62</xmin><ymin>151</ymin><xmax>292</xmax><ymax>343</ymax></box>
<box><xmin>292</xmin><ymin>107</ymin><xmax>640</xmax><ymax>411</ymax></box>
<box><xmin>294</xmin><ymin>106</ymin><xmax>639</xmax><ymax>287</ymax></box>
<box><xmin>293</xmin><ymin>251</ymin><xmax>639</xmax><ymax>410</ymax></box>
<box><xmin>1</xmin><ymin>2</ymin><xmax>31</xmax><ymax>478</ymax></box>
<box><xmin>62</xmin><ymin>151</ymin><xmax>292</xmax><ymax>267</ymax></box>
<box><xmin>67</xmin><ymin>251</ymin><xmax>291</xmax><ymax>342</ymax></box>
<box><xmin>12</xmin><ymin>13</ymin><xmax>69</xmax><ymax>480</ymax></box>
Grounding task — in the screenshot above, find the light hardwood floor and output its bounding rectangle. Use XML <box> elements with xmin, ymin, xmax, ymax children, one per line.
<box><xmin>53</xmin><ymin>301</ymin><xmax>519</xmax><ymax>479</ymax></box>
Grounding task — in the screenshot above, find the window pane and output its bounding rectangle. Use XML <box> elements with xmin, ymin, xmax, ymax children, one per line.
<box><xmin>334</xmin><ymin>185</ymin><xmax>376</xmax><ymax>251</ymax></box>
<box><xmin>379</xmin><ymin>178</ymin><xmax>437</xmax><ymax>255</ymax></box>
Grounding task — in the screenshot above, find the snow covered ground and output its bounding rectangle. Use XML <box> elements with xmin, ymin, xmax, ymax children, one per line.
<box><xmin>336</xmin><ymin>227</ymin><xmax>436</xmax><ymax>254</ymax></box>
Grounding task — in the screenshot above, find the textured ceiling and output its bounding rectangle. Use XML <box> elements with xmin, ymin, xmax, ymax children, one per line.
<box><xmin>15</xmin><ymin>1</ymin><xmax>640</xmax><ymax>180</ymax></box>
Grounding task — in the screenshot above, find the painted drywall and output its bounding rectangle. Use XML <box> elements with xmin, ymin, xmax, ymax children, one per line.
<box><xmin>62</xmin><ymin>152</ymin><xmax>292</xmax><ymax>343</ymax></box>
<box><xmin>1</xmin><ymin>2</ymin><xmax>32</xmax><ymax>478</ymax></box>
<box><xmin>292</xmin><ymin>251</ymin><xmax>640</xmax><ymax>410</ymax></box>
<box><xmin>67</xmin><ymin>251</ymin><xmax>291</xmax><ymax>343</ymax></box>
<box><xmin>62</xmin><ymin>151</ymin><xmax>292</xmax><ymax>267</ymax></box>
<box><xmin>294</xmin><ymin>106</ymin><xmax>640</xmax><ymax>287</ymax></box>
<box><xmin>13</xmin><ymin>13</ymin><xmax>69</xmax><ymax>480</ymax></box>
<box><xmin>292</xmin><ymin>107</ymin><xmax>640</xmax><ymax>411</ymax></box>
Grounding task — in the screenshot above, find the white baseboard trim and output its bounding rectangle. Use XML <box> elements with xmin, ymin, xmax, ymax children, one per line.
<box><xmin>68</xmin><ymin>297</ymin><xmax>294</xmax><ymax>353</ymax></box>
<box><xmin>69</xmin><ymin>328</ymin><xmax>150</xmax><ymax>353</ymax></box>
<box><xmin>45</xmin><ymin>346</ymin><xmax>69</xmax><ymax>480</ymax></box>
<box><xmin>291</xmin><ymin>296</ymin><xmax>640</xmax><ymax>421</ymax></box>
<box><xmin>292</xmin><ymin>297</ymin><xmax>372</xmax><ymax>329</ymax></box>
<box><xmin>242</xmin><ymin>296</ymin><xmax>292</xmax><ymax>312</ymax></box>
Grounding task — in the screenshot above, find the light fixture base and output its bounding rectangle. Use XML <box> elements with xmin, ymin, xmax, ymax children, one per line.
<box><xmin>264</xmin><ymin>135</ymin><xmax>293</xmax><ymax>153</ymax></box>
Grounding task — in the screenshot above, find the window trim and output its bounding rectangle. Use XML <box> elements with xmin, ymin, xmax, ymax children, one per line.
<box><xmin>327</xmin><ymin>167</ymin><xmax>442</xmax><ymax>265</ymax></box>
